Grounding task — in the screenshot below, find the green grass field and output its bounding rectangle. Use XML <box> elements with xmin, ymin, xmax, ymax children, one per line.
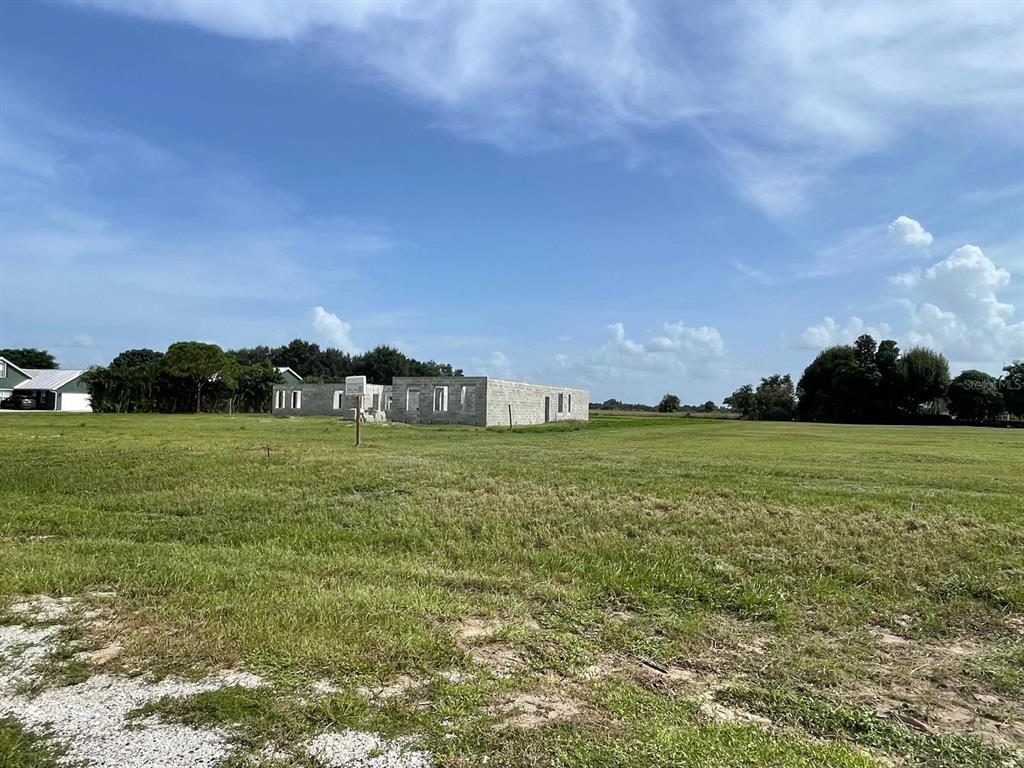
<box><xmin>1</xmin><ymin>414</ymin><xmax>1021</xmax><ymax>766</ymax></box>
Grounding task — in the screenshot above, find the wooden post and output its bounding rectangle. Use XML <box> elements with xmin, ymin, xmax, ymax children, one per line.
<box><xmin>508</xmin><ymin>403</ymin><xmax>513</xmax><ymax>431</ymax></box>
<box><xmin>355</xmin><ymin>395</ymin><xmax>362</xmax><ymax>447</ymax></box>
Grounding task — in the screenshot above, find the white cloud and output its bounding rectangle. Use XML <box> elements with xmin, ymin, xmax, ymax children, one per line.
<box><xmin>579</xmin><ymin>321</ymin><xmax>725</xmax><ymax>376</ymax></box>
<box><xmin>488</xmin><ymin>350</ymin><xmax>511</xmax><ymax>369</ymax></box>
<box><xmin>799</xmin><ymin>316</ymin><xmax>892</xmax><ymax>350</ymax></box>
<box><xmin>895</xmin><ymin>244</ymin><xmax>1022</xmax><ymax>362</ymax></box>
<box><xmin>540</xmin><ymin>320</ymin><xmax>738</xmax><ymax>403</ymax></box>
<box><xmin>887</xmin><ymin>216</ymin><xmax>933</xmax><ymax>247</ymax></box>
<box><xmin>800</xmin><ymin>244</ymin><xmax>1023</xmax><ymax>365</ymax></box>
<box><xmin>309</xmin><ymin>306</ymin><xmax>358</xmax><ymax>352</ymax></box>
<box><xmin>467</xmin><ymin>350</ymin><xmax>514</xmax><ymax>377</ymax></box>
<box><xmin>77</xmin><ymin>0</ymin><xmax>1024</xmax><ymax>217</ymax></box>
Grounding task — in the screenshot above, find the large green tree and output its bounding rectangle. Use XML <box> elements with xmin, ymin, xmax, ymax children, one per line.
<box><xmin>234</xmin><ymin>361</ymin><xmax>282</xmax><ymax>413</ymax></box>
<box><xmin>947</xmin><ymin>370</ymin><xmax>1004</xmax><ymax>421</ymax></box>
<box><xmin>723</xmin><ymin>384</ymin><xmax>756</xmax><ymax>417</ymax></box>
<box><xmin>796</xmin><ymin>339</ymin><xmax>948</xmax><ymax>422</ymax></box>
<box><xmin>0</xmin><ymin>348</ymin><xmax>57</xmax><ymax>369</ymax></box>
<box><xmin>1000</xmin><ymin>361</ymin><xmax>1024</xmax><ymax>418</ymax></box>
<box><xmin>86</xmin><ymin>348</ymin><xmax>167</xmax><ymax>413</ymax></box>
<box><xmin>163</xmin><ymin>342</ymin><xmax>238</xmax><ymax>413</ymax></box>
<box><xmin>755</xmin><ymin>374</ymin><xmax>797</xmax><ymax>420</ymax></box>
<box><xmin>110</xmin><ymin>348</ymin><xmax>164</xmax><ymax>370</ymax></box>
<box><xmin>657</xmin><ymin>393</ymin><xmax>681</xmax><ymax>413</ymax></box>
<box><xmin>230</xmin><ymin>345</ymin><xmax>273</xmax><ymax>367</ymax></box>
<box><xmin>898</xmin><ymin>347</ymin><xmax>950</xmax><ymax>412</ymax></box>
<box><xmin>797</xmin><ymin>346</ymin><xmax>859</xmax><ymax>422</ymax></box>
<box><xmin>350</xmin><ymin>345</ymin><xmax>410</xmax><ymax>383</ymax></box>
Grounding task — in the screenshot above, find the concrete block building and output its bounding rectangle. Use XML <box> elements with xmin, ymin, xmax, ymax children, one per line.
<box><xmin>389</xmin><ymin>376</ymin><xmax>588</xmax><ymax>427</ymax></box>
<box><xmin>272</xmin><ymin>381</ymin><xmax>391</xmax><ymax>421</ymax></box>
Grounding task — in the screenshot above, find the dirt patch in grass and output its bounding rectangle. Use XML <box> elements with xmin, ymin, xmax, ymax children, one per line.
<box><xmin>75</xmin><ymin>641</ymin><xmax>122</xmax><ymax>666</ymax></box>
<box><xmin>359</xmin><ymin>674</ymin><xmax>428</xmax><ymax>703</ymax></box>
<box><xmin>851</xmin><ymin>626</ymin><xmax>1024</xmax><ymax>751</ymax></box>
<box><xmin>454</xmin><ymin>617</ymin><xmax>503</xmax><ymax>645</ymax></box>
<box><xmin>468</xmin><ymin>643</ymin><xmax>524</xmax><ymax>676</ymax></box>
<box><xmin>634</xmin><ymin>612</ymin><xmax>1023</xmax><ymax>752</ymax></box>
<box><xmin>490</xmin><ymin>691</ymin><xmax>583</xmax><ymax>729</ymax></box>
<box><xmin>633</xmin><ymin>660</ymin><xmax>774</xmax><ymax>729</ymax></box>
<box><xmin>454</xmin><ymin>617</ymin><xmax>535</xmax><ymax>677</ymax></box>
<box><xmin>577</xmin><ymin>653</ymin><xmax>622</xmax><ymax>682</ymax></box>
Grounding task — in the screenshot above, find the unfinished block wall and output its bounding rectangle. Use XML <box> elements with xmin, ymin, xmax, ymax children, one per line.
<box><xmin>271</xmin><ymin>383</ymin><xmax>391</xmax><ymax>420</ymax></box>
<box><xmin>390</xmin><ymin>377</ymin><xmax>588</xmax><ymax>427</ymax></box>
<box><xmin>389</xmin><ymin>376</ymin><xmax>489</xmax><ymax>426</ymax></box>
<box><xmin>484</xmin><ymin>378</ymin><xmax>589</xmax><ymax>427</ymax></box>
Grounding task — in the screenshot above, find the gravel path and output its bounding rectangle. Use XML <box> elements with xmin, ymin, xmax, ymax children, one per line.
<box><xmin>1</xmin><ymin>596</ymin><xmax>433</xmax><ymax>768</ymax></box>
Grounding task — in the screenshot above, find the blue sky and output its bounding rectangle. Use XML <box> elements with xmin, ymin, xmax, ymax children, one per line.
<box><xmin>1</xmin><ymin>0</ymin><xmax>1022</xmax><ymax>403</ymax></box>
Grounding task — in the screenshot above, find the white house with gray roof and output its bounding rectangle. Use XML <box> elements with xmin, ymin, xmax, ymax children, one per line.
<box><xmin>0</xmin><ymin>357</ymin><xmax>92</xmax><ymax>412</ymax></box>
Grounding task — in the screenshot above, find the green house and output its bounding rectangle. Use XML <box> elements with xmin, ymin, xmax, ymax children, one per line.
<box><xmin>276</xmin><ymin>367</ymin><xmax>303</xmax><ymax>386</ymax></box>
<box><xmin>0</xmin><ymin>356</ymin><xmax>92</xmax><ymax>412</ymax></box>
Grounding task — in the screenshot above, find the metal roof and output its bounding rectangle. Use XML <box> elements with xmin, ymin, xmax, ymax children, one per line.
<box><xmin>13</xmin><ymin>369</ymin><xmax>87</xmax><ymax>391</ymax></box>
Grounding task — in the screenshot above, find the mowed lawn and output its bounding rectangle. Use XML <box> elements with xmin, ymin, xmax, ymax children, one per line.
<box><xmin>1</xmin><ymin>413</ymin><xmax>1022</xmax><ymax>767</ymax></box>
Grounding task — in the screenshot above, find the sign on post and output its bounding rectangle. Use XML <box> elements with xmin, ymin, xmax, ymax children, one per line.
<box><xmin>345</xmin><ymin>376</ymin><xmax>367</xmax><ymax>397</ymax></box>
<box><xmin>345</xmin><ymin>376</ymin><xmax>367</xmax><ymax>447</ymax></box>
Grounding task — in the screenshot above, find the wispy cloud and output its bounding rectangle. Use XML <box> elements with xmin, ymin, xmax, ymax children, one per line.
<box><xmin>731</xmin><ymin>215</ymin><xmax>937</xmax><ymax>285</ymax></box>
<box><xmin>0</xmin><ymin>82</ymin><xmax>393</xmax><ymax>362</ymax></box>
<box><xmin>959</xmin><ymin>183</ymin><xmax>1024</xmax><ymax>205</ymax></box>
<box><xmin>77</xmin><ymin>0</ymin><xmax>1024</xmax><ymax>217</ymax></box>
<box><xmin>732</xmin><ymin>260</ymin><xmax>779</xmax><ymax>286</ymax></box>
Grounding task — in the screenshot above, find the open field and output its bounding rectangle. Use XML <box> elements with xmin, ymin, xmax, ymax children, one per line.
<box><xmin>1</xmin><ymin>414</ymin><xmax>1022</xmax><ymax>767</ymax></box>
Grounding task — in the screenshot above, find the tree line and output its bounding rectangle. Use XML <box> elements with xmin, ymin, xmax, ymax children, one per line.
<box><xmin>80</xmin><ymin>339</ymin><xmax>462</xmax><ymax>413</ymax></box>
<box><xmin>724</xmin><ymin>335</ymin><xmax>1023</xmax><ymax>423</ymax></box>
<box><xmin>232</xmin><ymin>339</ymin><xmax>461</xmax><ymax>384</ymax></box>
<box><xmin>590</xmin><ymin>396</ymin><xmax>720</xmax><ymax>413</ymax></box>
